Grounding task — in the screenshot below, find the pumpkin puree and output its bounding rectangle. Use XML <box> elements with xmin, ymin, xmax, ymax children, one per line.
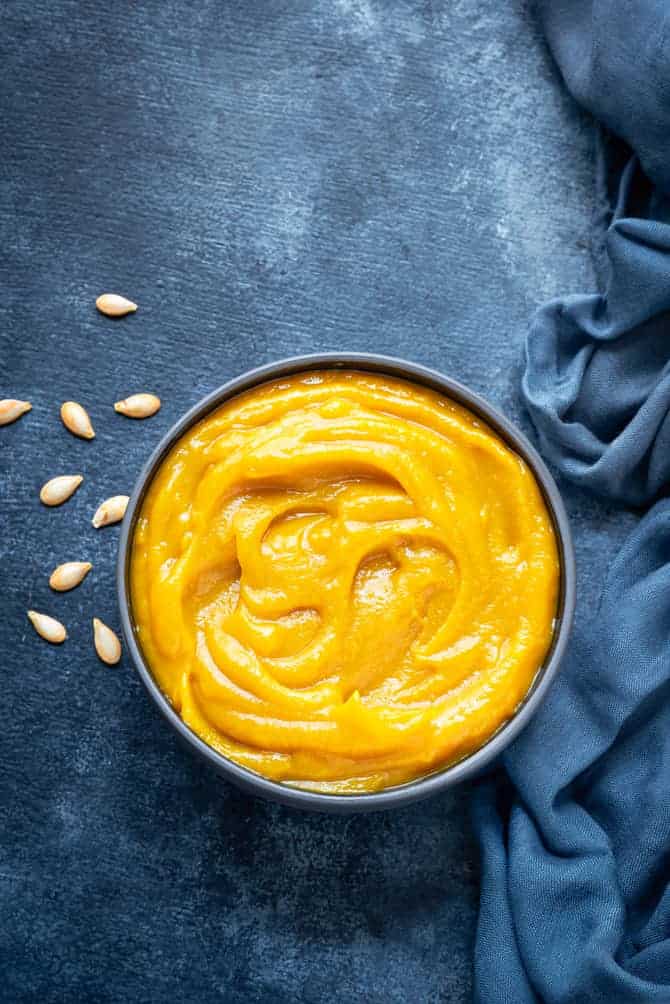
<box><xmin>131</xmin><ymin>371</ymin><xmax>559</xmax><ymax>793</ymax></box>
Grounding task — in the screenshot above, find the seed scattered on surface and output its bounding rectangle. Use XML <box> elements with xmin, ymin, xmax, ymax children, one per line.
<box><xmin>96</xmin><ymin>293</ymin><xmax>137</xmax><ymax>317</ymax></box>
<box><xmin>27</xmin><ymin>610</ymin><xmax>67</xmax><ymax>644</ymax></box>
<box><xmin>61</xmin><ymin>401</ymin><xmax>95</xmax><ymax>440</ymax></box>
<box><xmin>92</xmin><ymin>494</ymin><xmax>129</xmax><ymax>528</ymax></box>
<box><xmin>93</xmin><ymin>618</ymin><xmax>121</xmax><ymax>665</ymax></box>
<box><xmin>114</xmin><ymin>393</ymin><xmax>161</xmax><ymax>419</ymax></box>
<box><xmin>49</xmin><ymin>561</ymin><xmax>92</xmax><ymax>592</ymax></box>
<box><xmin>40</xmin><ymin>474</ymin><xmax>84</xmax><ymax>507</ymax></box>
<box><xmin>0</xmin><ymin>399</ymin><xmax>32</xmax><ymax>426</ymax></box>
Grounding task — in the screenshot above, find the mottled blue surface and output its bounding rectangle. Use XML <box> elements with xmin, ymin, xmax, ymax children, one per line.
<box><xmin>0</xmin><ymin>2</ymin><xmax>632</xmax><ymax>1001</ymax></box>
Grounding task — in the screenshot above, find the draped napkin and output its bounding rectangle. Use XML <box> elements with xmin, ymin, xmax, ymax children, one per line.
<box><xmin>472</xmin><ymin>3</ymin><xmax>670</xmax><ymax>1000</ymax></box>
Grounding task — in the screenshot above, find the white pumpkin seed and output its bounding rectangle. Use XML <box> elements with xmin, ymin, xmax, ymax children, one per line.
<box><xmin>0</xmin><ymin>399</ymin><xmax>32</xmax><ymax>426</ymax></box>
<box><xmin>61</xmin><ymin>401</ymin><xmax>95</xmax><ymax>440</ymax></box>
<box><xmin>27</xmin><ymin>610</ymin><xmax>67</xmax><ymax>644</ymax></box>
<box><xmin>92</xmin><ymin>494</ymin><xmax>129</xmax><ymax>528</ymax></box>
<box><xmin>114</xmin><ymin>393</ymin><xmax>161</xmax><ymax>419</ymax></box>
<box><xmin>49</xmin><ymin>561</ymin><xmax>92</xmax><ymax>592</ymax></box>
<box><xmin>93</xmin><ymin>618</ymin><xmax>121</xmax><ymax>664</ymax></box>
<box><xmin>40</xmin><ymin>474</ymin><xmax>84</xmax><ymax>507</ymax></box>
<box><xmin>96</xmin><ymin>293</ymin><xmax>137</xmax><ymax>317</ymax></box>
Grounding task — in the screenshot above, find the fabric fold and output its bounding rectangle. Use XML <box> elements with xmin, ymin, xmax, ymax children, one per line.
<box><xmin>523</xmin><ymin>156</ymin><xmax>670</xmax><ymax>506</ymax></box>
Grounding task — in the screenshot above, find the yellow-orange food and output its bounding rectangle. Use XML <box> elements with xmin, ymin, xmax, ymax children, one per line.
<box><xmin>131</xmin><ymin>371</ymin><xmax>559</xmax><ymax>793</ymax></box>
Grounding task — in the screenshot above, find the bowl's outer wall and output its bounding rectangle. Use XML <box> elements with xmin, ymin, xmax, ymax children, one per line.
<box><xmin>117</xmin><ymin>353</ymin><xmax>576</xmax><ymax>814</ymax></box>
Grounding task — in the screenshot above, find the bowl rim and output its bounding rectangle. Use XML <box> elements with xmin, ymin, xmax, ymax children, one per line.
<box><xmin>117</xmin><ymin>352</ymin><xmax>576</xmax><ymax>813</ymax></box>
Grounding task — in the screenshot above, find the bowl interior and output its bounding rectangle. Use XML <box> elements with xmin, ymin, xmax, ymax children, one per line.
<box><xmin>117</xmin><ymin>353</ymin><xmax>575</xmax><ymax>813</ymax></box>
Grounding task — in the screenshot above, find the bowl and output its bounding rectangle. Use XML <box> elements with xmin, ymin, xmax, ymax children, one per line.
<box><xmin>117</xmin><ymin>353</ymin><xmax>575</xmax><ymax>813</ymax></box>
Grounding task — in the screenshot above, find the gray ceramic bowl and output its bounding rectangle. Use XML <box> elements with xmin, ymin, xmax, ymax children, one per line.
<box><xmin>117</xmin><ymin>353</ymin><xmax>575</xmax><ymax>813</ymax></box>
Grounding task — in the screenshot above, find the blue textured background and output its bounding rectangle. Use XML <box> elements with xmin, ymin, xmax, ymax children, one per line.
<box><xmin>0</xmin><ymin>2</ymin><xmax>636</xmax><ymax>1001</ymax></box>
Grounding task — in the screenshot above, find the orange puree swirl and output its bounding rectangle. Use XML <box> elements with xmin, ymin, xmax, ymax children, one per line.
<box><xmin>130</xmin><ymin>371</ymin><xmax>559</xmax><ymax>793</ymax></box>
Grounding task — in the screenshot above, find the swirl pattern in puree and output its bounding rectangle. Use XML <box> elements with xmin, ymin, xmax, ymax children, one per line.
<box><xmin>131</xmin><ymin>370</ymin><xmax>559</xmax><ymax>793</ymax></box>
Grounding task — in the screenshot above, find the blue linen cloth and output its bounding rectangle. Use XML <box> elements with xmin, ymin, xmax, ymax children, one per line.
<box><xmin>473</xmin><ymin>3</ymin><xmax>670</xmax><ymax>1001</ymax></box>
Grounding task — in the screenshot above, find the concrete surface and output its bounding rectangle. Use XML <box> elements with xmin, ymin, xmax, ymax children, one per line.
<box><xmin>0</xmin><ymin>2</ymin><xmax>634</xmax><ymax>1001</ymax></box>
